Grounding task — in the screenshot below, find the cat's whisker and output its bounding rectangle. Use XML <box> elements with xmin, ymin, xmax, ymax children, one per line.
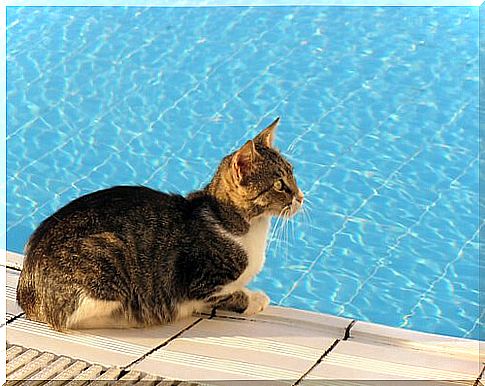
<box><xmin>281</xmin><ymin>210</ymin><xmax>288</xmax><ymax>266</ymax></box>
<box><xmin>274</xmin><ymin>220</ymin><xmax>286</xmax><ymax>262</ymax></box>
<box><xmin>300</xmin><ymin>201</ymin><xmax>311</xmax><ymax>219</ymax></box>
<box><xmin>304</xmin><ymin>201</ymin><xmax>314</xmax><ymax>211</ymax></box>
<box><xmin>299</xmin><ymin>197</ymin><xmax>314</xmax><ymax>227</ymax></box>
<box><xmin>286</xmin><ymin>216</ymin><xmax>292</xmax><ymax>263</ymax></box>
<box><xmin>298</xmin><ymin>201</ymin><xmax>311</xmax><ymax>222</ymax></box>
<box><xmin>267</xmin><ymin>206</ymin><xmax>288</xmax><ymax>258</ymax></box>
<box><xmin>284</xmin><ymin>207</ymin><xmax>292</xmax><ymax>267</ymax></box>
<box><xmin>268</xmin><ymin>218</ymin><xmax>282</xmax><ymax>253</ymax></box>
<box><xmin>274</xmin><ymin>206</ymin><xmax>288</xmax><ymax>233</ymax></box>
<box><xmin>272</xmin><ymin>206</ymin><xmax>288</xmax><ymax>262</ymax></box>
<box><xmin>290</xmin><ymin>211</ymin><xmax>296</xmax><ymax>243</ymax></box>
<box><xmin>302</xmin><ymin>194</ymin><xmax>314</xmax><ymax>209</ymax></box>
<box><xmin>279</xmin><ymin>207</ymin><xmax>290</xmax><ymax>244</ymax></box>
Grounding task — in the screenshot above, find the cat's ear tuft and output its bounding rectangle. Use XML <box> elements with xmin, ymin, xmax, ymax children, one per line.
<box><xmin>254</xmin><ymin>117</ymin><xmax>279</xmax><ymax>147</ymax></box>
<box><xmin>232</xmin><ymin>140</ymin><xmax>257</xmax><ymax>182</ymax></box>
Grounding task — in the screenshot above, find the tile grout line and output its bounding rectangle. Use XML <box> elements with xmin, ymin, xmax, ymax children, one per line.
<box><xmin>291</xmin><ymin>319</ymin><xmax>356</xmax><ymax>386</ymax></box>
<box><xmin>292</xmin><ymin>339</ymin><xmax>340</xmax><ymax>386</ymax></box>
<box><xmin>5</xmin><ymin>312</ymin><xmax>25</xmax><ymax>326</ymax></box>
<box><xmin>278</xmin><ymin>97</ymin><xmax>473</xmax><ymax>307</ymax></box>
<box><xmin>201</xmin><ymin>310</ymin><xmax>280</xmax><ymax>324</ymax></box>
<box><xmin>400</xmin><ymin>219</ymin><xmax>484</xmax><ymax>329</ymax></box>
<box><xmin>342</xmin><ymin>320</ymin><xmax>357</xmax><ymax>341</ymax></box>
<box><xmin>473</xmin><ymin>363</ymin><xmax>485</xmax><ymax>386</ymax></box>
<box><xmin>4</xmin><ymin>264</ymin><xmax>22</xmax><ymax>272</ymax></box>
<box><xmin>121</xmin><ymin>317</ymin><xmax>205</xmax><ymax>371</ymax></box>
<box><xmin>337</xmin><ymin>153</ymin><xmax>478</xmax><ymax>319</ymax></box>
<box><xmin>4</xmin><ymin>262</ymin><xmax>25</xmax><ymax>325</ymax></box>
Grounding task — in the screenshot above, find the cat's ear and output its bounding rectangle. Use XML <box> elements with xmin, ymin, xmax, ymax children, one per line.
<box><xmin>231</xmin><ymin>140</ymin><xmax>258</xmax><ymax>182</ymax></box>
<box><xmin>254</xmin><ymin>117</ymin><xmax>279</xmax><ymax>147</ymax></box>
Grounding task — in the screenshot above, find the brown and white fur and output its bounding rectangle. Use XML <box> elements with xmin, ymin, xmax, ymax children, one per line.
<box><xmin>17</xmin><ymin>117</ymin><xmax>303</xmax><ymax>330</ymax></box>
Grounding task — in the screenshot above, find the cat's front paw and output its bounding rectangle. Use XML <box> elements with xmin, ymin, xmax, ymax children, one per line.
<box><xmin>243</xmin><ymin>291</ymin><xmax>270</xmax><ymax>316</ymax></box>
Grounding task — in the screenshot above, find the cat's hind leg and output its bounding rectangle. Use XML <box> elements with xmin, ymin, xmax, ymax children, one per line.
<box><xmin>65</xmin><ymin>293</ymin><xmax>135</xmax><ymax>329</ymax></box>
<box><xmin>18</xmin><ymin>273</ymin><xmax>83</xmax><ymax>331</ymax></box>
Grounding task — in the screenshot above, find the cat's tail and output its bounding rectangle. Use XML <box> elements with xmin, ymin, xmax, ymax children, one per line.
<box><xmin>17</xmin><ymin>268</ymin><xmax>38</xmax><ymax>319</ymax></box>
<box><xmin>17</xmin><ymin>250</ymin><xmax>82</xmax><ymax>331</ymax></box>
<box><xmin>16</xmin><ymin>255</ymin><xmax>44</xmax><ymax>322</ymax></box>
<box><xmin>17</xmin><ymin>246</ymin><xmax>136</xmax><ymax>331</ymax></box>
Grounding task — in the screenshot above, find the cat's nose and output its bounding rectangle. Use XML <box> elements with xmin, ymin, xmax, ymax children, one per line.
<box><xmin>296</xmin><ymin>189</ymin><xmax>304</xmax><ymax>204</ymax></box>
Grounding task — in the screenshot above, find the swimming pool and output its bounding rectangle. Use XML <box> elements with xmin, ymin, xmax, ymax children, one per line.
<box><xmin>6</xmin><ymin>5</ymin><xmax>480</xmax><ymax>339</ymax></box>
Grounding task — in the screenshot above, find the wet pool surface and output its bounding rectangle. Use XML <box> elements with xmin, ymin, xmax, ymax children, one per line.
<box><xmin>6</xmin><ymin>6</ymin><xmax>480</xmax><ymax>339</ymax></box>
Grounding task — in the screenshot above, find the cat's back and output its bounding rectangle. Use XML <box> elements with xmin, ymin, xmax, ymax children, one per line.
<box><xmin>27</xmin><ymin>185</ymin><xmax>188</xmax><ymax>252</ymax></box>
<box><xmin>54</xmin><ymin>185</ymin><xmax>182</xmax><ymax>215</ymax></box>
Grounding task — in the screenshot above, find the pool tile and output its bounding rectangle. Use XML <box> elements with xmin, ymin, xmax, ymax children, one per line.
<box><xmin>7</xmin><ymin>313</ymin><xmax>203</xmax><ymax>367</ymax></box>
<box><xmin>6</xmin><ymin>260</ymin><xmax>202</xmax><ymax>371</ymax></box>
<box><xmin>350</xmin><ymin>319</ymin><xmax>481</xmax><ymax>360</ymax></box>
<box><xmin>6</xmin><ymin>250</ymin><xmax>24</xmax><ymax>269</ymax></box>
<box><xmin>7</xmin><ymin>317</ymin><xmax>143</xmax><ymax>368</ymax></box>
<box><xmin>247</xmin><ymin>304</ymin><xmax>351</xmax><ymax>331</ymax></box>
<box><xmin>132</xmin><ymin>310</ymin><xmax>351</xmax><ymax>382</ymax></box>
<box><xmin>304</xmin><ymin>319</ymin><xmax>479</xmax><ymax>382</ymax></box>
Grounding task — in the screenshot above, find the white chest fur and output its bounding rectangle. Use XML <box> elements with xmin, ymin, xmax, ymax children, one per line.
<box><xmin>216</xmin><ymin>215</ymin><xmax>271</xmax><ymax>294</ymax></box>
<box><xmin>235</xmin><ymin>215</ymin><xmax>270</xmax><ymax>285</ymax></box>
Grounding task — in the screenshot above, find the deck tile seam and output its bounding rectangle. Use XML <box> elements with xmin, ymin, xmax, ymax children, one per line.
<box><xmin>292</xmin><ymin>319</ymin><xmax>356</xmax><ymax>385</ymax></box>
<box><xmin>5</xmin><ymin>312</ymin><xmax>25</xmax><ymax>326</ymax></box>
<box><xmin>4</xmin><ymin>264</ymin><xmax>22</xmax><ymax>272</ymax></box>
<box><xmin>206</xmin><ymin>310</ymin><xmax>351</xmax><ymax>335</ymax></box>
<box><xmin>474</xmin><ymin>363</ymin><xmax>485</xmax><ymax>386</ymax></box>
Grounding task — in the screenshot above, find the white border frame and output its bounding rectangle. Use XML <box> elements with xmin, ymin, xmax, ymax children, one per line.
<box><xmin>1</xmin><ymin>1</ymin><xmax>482</xmax><ymax>384</ymax></box>
<box><xmin>3</xmin><ymin>0</ymin><xmax>485</xmax><ymax>5</ymax></box>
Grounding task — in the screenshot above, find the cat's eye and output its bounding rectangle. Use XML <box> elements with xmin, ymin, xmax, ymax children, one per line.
<box><xmin>274</xmin><ymin>179</ymin><xmax>284</xmax><ymax>191</ymax></box>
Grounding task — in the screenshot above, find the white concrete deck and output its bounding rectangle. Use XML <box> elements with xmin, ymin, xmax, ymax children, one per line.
<box><xmin>4</xmin><ymin>251</ymin><xmax>484</xmax><ymax>385</ymax></box>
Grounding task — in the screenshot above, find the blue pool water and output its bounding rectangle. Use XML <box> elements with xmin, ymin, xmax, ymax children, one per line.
<box><xmin>6</xmin><ymin>6</ymin><xmax>480</xmax><ymax>339</ymax></box>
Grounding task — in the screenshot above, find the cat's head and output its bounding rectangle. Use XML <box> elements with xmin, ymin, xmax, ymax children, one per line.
<box><xmin>211</xmin><ymin>118</ymin><xmax>304</xmax><ymax>219</ymax></box>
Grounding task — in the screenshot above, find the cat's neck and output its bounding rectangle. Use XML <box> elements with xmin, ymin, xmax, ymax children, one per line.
<box><xmin>187</xmin><ymin>189</ymin><xmax>250</xmax><ymax>235</ymax></box>
<box><xmin>197</xmin><ymin>176</ymin><xmax>263</xmax><ymax>221</ymax></box>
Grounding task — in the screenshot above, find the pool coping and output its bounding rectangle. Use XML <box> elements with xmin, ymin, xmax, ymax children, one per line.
<box><xmin>3</xmin><ymin>250</ymin><xmax>484</xmax><ymax>384</ymax></box>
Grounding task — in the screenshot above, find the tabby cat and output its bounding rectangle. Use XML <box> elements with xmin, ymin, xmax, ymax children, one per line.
<box><xmin>17</xmin><ymin>118</ymin><xmax>304</xmax><ymax>330</ymax></box>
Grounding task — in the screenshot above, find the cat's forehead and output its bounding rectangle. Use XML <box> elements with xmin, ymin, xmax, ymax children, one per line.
<box><xmin>256</xmin><ymin>145</ymin><xmax>293</xmax><ymax>174</ymax></box>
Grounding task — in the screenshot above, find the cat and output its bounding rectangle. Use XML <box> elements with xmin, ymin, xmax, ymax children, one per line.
<box><xmin>17</xmin><ymin>117</ymin><xmax>304</xmax><ymax>331</ymax></box>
